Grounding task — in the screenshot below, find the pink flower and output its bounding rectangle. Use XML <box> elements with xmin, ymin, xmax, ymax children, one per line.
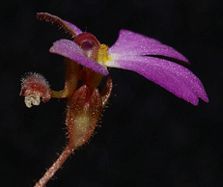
<box><xmin>21</xmin><ymin>12</ymin><xmax>209</xmax><ymax>187</ymax></box>
<box><xmin>39</xmin><ymin>12</ymin><xmax>209</xmax><ymax>105</ymax></box>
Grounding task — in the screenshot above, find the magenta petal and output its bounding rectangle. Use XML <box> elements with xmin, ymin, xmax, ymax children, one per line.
<box><xmin>107</xmin><ymin>56</ymin><xmax>208</xmax><ymax>105</ymax></box>
<box><xmin>49</xmin><ymin>39</ymin><xmax>108</xmax><ymax>75</ymax></box>
<box><xmin>109</xmin><ymin>30</ymin><xmax>189</xmax><ymax>63</ymax></box>
<box><xmin>36</xmin><ymin>12</ymin><xmax>82</xmax><ymax>37</ymax></box>
<box><xmin>63</xmin><ymin>20</ymin><xmax>82</xmax><ymax>35</ymax></box>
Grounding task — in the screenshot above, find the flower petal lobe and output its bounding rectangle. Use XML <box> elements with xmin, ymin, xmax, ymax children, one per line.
<box><xmin>107</xmin><ymin>55</ymin><xmax>208</xmax><ymax>105</ymax></box>
<box><xmin>50</xmin><ymin>39</ymin><xmax>108</xmax><ymax>75</ymax></box>
<box><xmin>109</xmin><ymin>30</ymin><xmax>189</xmax><ymax>63</ymax></box>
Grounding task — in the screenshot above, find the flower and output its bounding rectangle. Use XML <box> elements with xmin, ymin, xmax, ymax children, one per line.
<box><xmin>38</xmin><ymin>12</ymin><xmax>209</xmax><ymax>106</ymax></box>
<box><xmin>20</xmin><ymin>12</ymin><xmax>209</xmax><ymax>187</ymax></box>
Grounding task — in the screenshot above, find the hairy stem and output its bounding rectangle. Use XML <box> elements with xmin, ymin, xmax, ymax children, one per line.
<box><xmin>34</xmin><ymin>146</ymin><xmax>74</xmax><ymax>187</ymax></box>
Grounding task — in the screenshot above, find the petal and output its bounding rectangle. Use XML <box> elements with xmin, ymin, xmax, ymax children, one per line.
<box><xmin>109</xmin><ymin>29</ymin><xmax>189</xmax><ymax>63</ymax></box>
<box><xmin>107</xmin><ymin>55</ymin><xmax>208</xmax><ymax>105</ymax></box>
<box><xmin>36</xmin><ymin>12</ymin><xmax>82</xmax><ymax>37</ymax></box>
<box><xmin>50</xmin><ymin>39</ymin><xmax>108</xmax><ymax>75</ymax></box>
<box><xmin>63</xmin><ymin>20</ymin><xmax>82</xmax><ymax>35</ymax></box>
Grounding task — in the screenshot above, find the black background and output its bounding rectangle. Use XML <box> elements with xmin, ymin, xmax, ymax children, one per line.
<box><xmin>0</xmin><ymin>0</ymin><xmax>222</xmax><ymax>187</ymax></box>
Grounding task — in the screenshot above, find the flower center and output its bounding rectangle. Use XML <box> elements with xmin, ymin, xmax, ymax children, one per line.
<box><xmin>74</xmin><ymin>32</ymin><xmax>111</xmax><ymax>65</ymax></box>
<box><xmin>74</xmin><ymin>32</ymin><xmax>100</xmax><ymax>60</ymax></box>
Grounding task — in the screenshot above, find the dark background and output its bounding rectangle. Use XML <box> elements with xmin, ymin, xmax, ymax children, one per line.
<box><xmin>0</xmin><ymin>0</ymin><xmax>222</xmax><ymax>186</ymax></box>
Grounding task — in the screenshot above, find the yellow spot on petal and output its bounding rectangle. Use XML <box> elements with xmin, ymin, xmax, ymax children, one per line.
<box><xmin>97</xmin><ymin>44</ymin><xmax>112</xmax><ymax>65</ymax></box>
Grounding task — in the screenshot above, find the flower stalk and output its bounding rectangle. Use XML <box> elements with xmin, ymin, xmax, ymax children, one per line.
<box><xmin>34</xmin><ymin>146</ymin><xmax>73</xmax><ymax>187</ymax></box>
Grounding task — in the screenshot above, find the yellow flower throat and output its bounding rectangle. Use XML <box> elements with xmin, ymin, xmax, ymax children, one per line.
<box><xmin>97</xmin><ymin>44</ymin><xmax>111</xmax><ymax>65</ymax></box>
